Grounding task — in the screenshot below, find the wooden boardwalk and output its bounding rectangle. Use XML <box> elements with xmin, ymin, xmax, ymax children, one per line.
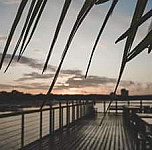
<box><xmin>24</xmin><ymin>114</ymin><xmax>134</xmax><ymax>150</ymax></box>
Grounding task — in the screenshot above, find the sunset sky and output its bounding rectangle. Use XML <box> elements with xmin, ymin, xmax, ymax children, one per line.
<box><xmin>0</xmin><ymin>0</ymin><xmax>152</xmax><ymax>95</ymax></box>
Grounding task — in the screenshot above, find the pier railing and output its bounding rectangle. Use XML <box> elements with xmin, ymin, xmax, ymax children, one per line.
<box><xmin>0</xmin><ymin>100</ymin><xmax>94</xmax><ymax>150</ymax></box>
<box><xmin>1</xmin><ymin>98</ymin><xmax>152</xmax><ymax>150</ymax></box>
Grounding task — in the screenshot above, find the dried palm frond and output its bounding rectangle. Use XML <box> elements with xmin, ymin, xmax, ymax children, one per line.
<box><xmin>85</xmin><ymin>0</ymin><xmax>118</xmax><ymax>78</ymax></box>
<box><xmin>4</xmin><ymin>0</ymin><xmax>37</xmax><ymax>73</ymax></box>
<box><xmin>42</xmin><ymin>0</ymin><xmax>72</xmax><ymax>74</ymax></box>
<box><xmin>0</xmin><ymin>0</ymin><xmax>28</xmax><ymax>70</ymax></box>
<box><xmin>18</xmin><ymin>0</ymin><xmax>44</xmax><ymax>60</ymax></box>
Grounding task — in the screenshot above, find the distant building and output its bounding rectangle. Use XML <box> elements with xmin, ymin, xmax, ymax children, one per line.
<box><xmin>121</xmin><ymin>89</ymin><xmax>129</xmax><ymax>97</ymax></box>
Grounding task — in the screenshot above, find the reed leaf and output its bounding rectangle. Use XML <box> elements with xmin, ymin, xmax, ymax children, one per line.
<box><xmin>85</xmin><ymin>0</ymin><xmax>118</xmax><ymax>78</ymax></box>
<box><xmin>20</xmin><ymin>0</ymin><xmax>48</xmax><ymax>58</ymax></box>
<box><xmin>0</xmin><ymin>0</ymin><xmax>28</xmax><ymax>69</ymax></box>
<box><xmin>4</xmin><ymin>0</ymin><xmax>37</xmax><ymax>73</ymax></box>
<box><xmin>42</xmin><ymin>0</ymin><xmax>72</xmax><ymax>74</ymax></box>
<box><xmin>18</xmin><ymin>0</ymin><xmax>43</xmax><ymax>60</ymax></box>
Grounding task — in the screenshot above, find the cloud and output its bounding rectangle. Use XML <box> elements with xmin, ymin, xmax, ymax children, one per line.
<box><xmin>0</xmin><ymin>0</ymin><xmax>21</xmax><ymax>5</ymax></box>
<box><xmin>0</xmin><ymin>54</ymin><xmax>151</xmax><ymax>95</ymax></box>
<box><xmin>0</xmin><ymin>53</ymin><xmax>56</xmax><ymax>71</ymax></box>
<box><xmin>0</xmin><ymin>83</ymin><xmax>48</xmax><ymax>90</ymax></box>
<box><xmin>55</xmin><ymin>75</ymin><xmax>135</xmax><ymax>90</ymax></box>
<box><xmin>0</xmin><ymin>36</ymin><xmax>7</xmax><ymax>42</ymax></box>
<box><xmin>16</xmin><ymin>72</ymin><xmax>54</xmax><ymax>81</ymax></box>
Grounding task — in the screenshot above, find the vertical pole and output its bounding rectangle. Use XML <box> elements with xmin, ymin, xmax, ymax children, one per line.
<box><xmin>66</xmin><ymin>101</ymin><xmax>69</xmax><ymax>126</ymax></box>
<box><xmin>103</xmin><ymin>101</ymin><xmax>106</xmax><ymax>114</ymax></box>
<box><xmin>49</xmin><ymin>105</ymin><xmax>52</xmax><ymax>135</ymax></box>
<box><xmin>61</xmin><ymin>107</ymin><xmax>63</xmax><ymax>127</ymax></box>
<box><xmin>72</xmin><ymin>100</ymin><xmax>75</xmax><ymax>122</ymax></box>
<box><xmin>83</xmin><ymin>100</ymin><xmax>85</xmax><ymax>116</ymax></box>
<box><xmin>77</xmin><ymin>101</ymin><xmax>79</xmax><ymax>120</ymax></box>
<box><xmin>116</xmin><ymin>100</ymin><xmax>118</xmax><ymax>114</ymax></box>
<box><xmin>40</xmin><ymin>109</ymin><xmax>42</xmax><ymax>148</ymax></box>
<box><xmin>59</xmin><ymin>101</ymin><xmax>62</xmax><ymax>129</ymax></box>
<box><xmin>140</xmin><ymin>100</ymin><xmax>142</xmax><ymax>113</ymax></box>
<box><xmin>52</xmin><ymin>109</ymin><xmax>54</xmax><ymax>133</ymax></box>
<box><xmin>21</xmin><ymin>113</ymin><xmax>24</xmax><ymax>149</ymax></box>
<box><xmin>128</xmin><ymin>99</ymin><xmax>130</xmax><ymax>106</ymax></box>
<box><xmin>80</xmin><ymin>100</ymin><xmax>82</xmax><ymax>118</ymax></box>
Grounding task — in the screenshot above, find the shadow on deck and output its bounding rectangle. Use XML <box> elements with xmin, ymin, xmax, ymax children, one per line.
<box><xmin>24</xmin><ymin>113</ymin><xmax>134</xmax><ymax>150</ymax></box>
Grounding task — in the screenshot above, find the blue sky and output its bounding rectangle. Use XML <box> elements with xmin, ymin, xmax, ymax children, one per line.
<box><xmin>0</xmin><ymin>0</ymin><xmax>152</xmax><ymax>95</ymax></box>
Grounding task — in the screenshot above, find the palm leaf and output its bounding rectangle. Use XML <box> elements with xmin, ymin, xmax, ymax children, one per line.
<box><xmin>114</xmin><ymin>0</ymin><xmax>148</xmax><ymax>94</ymax></box>
<box><xmin>148</xmin><ymin>43</ymin><xmax>152</xmax><ymax>54</ymax></box>
<box><xmin>42</xmin><ymin>0</ymin><xmax>72</xmax><ymax>74</ymax></box>
<box><xmin>47</xmin><ymin>0</ymin><xmax>116</xmax><ymax>95</ymax></box>
<box><xmin>85</xmin><ymin>0</ymin><xmax>118</xmax><ymax>78</ymax></box>
<box><xmin>19</xmin><ymin>0</ymin><xmax>48</xmax><ymax>58</ymax></box>
<box><xmin>95</xmin><ymin>0</ymin><xmax>110</xmax><ymax>5</ymax></box>
<box><xmin>47</xmin><ymin>0</ymin><xmax>94</xmax><ymax>95</ymax></box>
<box><xmin>100</xmin><ymin>0</ymin><xmax>148</xmax><ymax>125</ymax></box>
<box><xmin>0</xmin><ymin>0</ymin><xmax>28</xmax><ymax>69</ymax></box>
<box><xmin>148</xmin><ymin>19</ymin><xmax>152</xmax><ymax>53</ymax></box>
<box><xmin>18</xmin><ymin>0</ymin><xmax>43</xmax><ymax>60</ymax></box>
<box><xmin>116</xmin><ymin>8</ymin><xmax>152</xmax><ymax>44</ymax></box>
<box><xmin>127</xmin><ymin>30</ymin><xmax>152</xmax><ymax>61</ymax></box>
<box><xmin>4</xmin><ymin>0</ymin><xmax>36</xmax><ymax>73</ymax></box>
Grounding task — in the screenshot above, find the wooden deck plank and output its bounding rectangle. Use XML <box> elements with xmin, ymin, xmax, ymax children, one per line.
<box><xmin>24</xmin><ymin>114</ymin><xmax>133</xmax><ymax>150</ymax></box>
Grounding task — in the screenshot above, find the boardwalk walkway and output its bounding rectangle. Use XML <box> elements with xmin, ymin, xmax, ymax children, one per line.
<box><xmin>24</xmin><ymin>114</ymin><xmax>134</xmax><ymax>150</ymax></box>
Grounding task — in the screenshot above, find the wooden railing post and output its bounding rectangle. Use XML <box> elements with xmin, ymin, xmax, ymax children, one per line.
<box><xmin>21</xmin><ymin>113</ymin><xmax>24</xmax><ymax>149</ymax></box>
